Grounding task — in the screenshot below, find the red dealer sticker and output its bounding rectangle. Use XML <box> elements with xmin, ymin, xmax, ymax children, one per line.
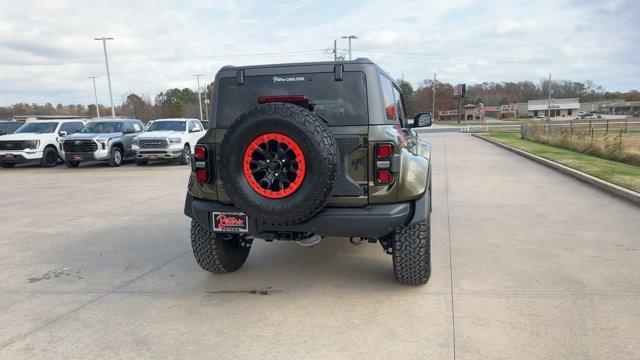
<box><xmin>212</xmin><ymin>212</ymin><xmax>248</xmax><ymax>233</ymax></box>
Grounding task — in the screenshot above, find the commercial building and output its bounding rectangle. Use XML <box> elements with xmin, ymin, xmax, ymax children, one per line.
<box><xmin>600</xmin><ymin>101</ymin><xmax>640</xmax><ymax>116</ymax></box>
<box><xmin>527</xmin><ymin>98</ymin><xmax>579</xmax><ymax>119</ymax></box>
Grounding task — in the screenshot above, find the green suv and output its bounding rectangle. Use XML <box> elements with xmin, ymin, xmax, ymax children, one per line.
<box><xmin>184</xmin><ymin>58</ymin><xmax>433</xmax><ymax>285</ymax></box>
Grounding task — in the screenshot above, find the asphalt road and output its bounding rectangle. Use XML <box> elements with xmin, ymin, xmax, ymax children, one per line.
<box><xmin>0</xmin><ymin>133</ymin><xmax>639</xmax><ymax>359</ymax></box>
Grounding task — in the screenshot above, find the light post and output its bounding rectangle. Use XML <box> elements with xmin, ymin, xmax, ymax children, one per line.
<box><xmin>88</xmin><ymin>76</ymin><xmax>100</xmax><ymax>117</ymax></box>
<box><xmin>341</xmin><ymin>35</ymin><xmax>358</xmax><ymax>61</ymax></box>
<box><xmin>94</xmin><ymin>37</ymin><xmax>115</xmax><ymax>119</ymax></box>
<box><xmin>193</xmin><ymin>74</ymin><xmax>204</xmax><ymax>121</ymax></box>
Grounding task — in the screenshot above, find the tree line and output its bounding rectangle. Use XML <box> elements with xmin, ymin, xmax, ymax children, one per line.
<box><xmin>398</xmin><ymin>78</ymin><xmax>640</xmax><ymax>118</ymax></box>
<box><xmin>0</xmin><ymin>85</ymin><xmax>213</xmax><ymax>121</ymax></box>
<box><xmin>2</xmin><ymin>78</ymin><xmax>638</xmax><ymax>120</ymax></box>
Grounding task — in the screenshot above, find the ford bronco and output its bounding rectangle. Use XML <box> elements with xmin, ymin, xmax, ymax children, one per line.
<box><xmin>184</xmin><ymin>59</ymin><xmax>433</xmax><ymax>285</ymax></box>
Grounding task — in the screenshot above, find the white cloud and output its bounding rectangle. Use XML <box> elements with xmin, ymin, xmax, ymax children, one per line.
<box><xmin>0</xmin><ymin>0</ymin><xmax>638</xmax><ymax>106</ymax></box>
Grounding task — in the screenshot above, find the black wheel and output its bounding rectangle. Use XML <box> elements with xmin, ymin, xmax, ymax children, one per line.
<box><xmin>179</xmin><ymin>144</ymin><xmax>190</xmax><ymax>165</ymax></box>
<box><xmin>65</xmin><ymin>161</ymin><xmax>79</xmax><ymax>168</ymax></box>
<box><xmin>0</xmin><ymin>163</ymin><xmax>15</xmax><ymax>168</ymax></box>
<box><xmin>135</xmin><ymin>159</ymin><xmax>148</xmax><ymax>166</ymax></box>
<box><xmin>392</xmin><ymin>221</ymin><xmax>432</xmax><ymax>285</ymax></box>
<box><xmin>108</xmin><ymin>147</ymin><xmax>123</xmax><ymax>167</ymax></box>
<box><xmin>190</xmin><ymin>219</ymin><xmax>252</xmax><ymax>273</ymax></box>
<box><xmin>219</xmin><ymin>103</ymin><xmax>340</xmax><ymax>225</ymax></box>
<box><xmin>40</xmin><ymin>147</ymin><xmax>59</xmax><ymax>167</ymax></box>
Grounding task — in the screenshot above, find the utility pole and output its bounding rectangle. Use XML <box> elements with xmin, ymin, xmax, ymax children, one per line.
<box><xmin>88</xmin><ymin>76</ymin><xmax>100</xmax><ymax>117</ymax></box>
<box><xmin>193</xmin><ymin>74</ymin><xmax>204</xmax><ymax>121</ymax></box>
<box><xmin>547</xmin><ymin>73</ymin><xmax>552</xmax><ymax>122</ymax></box>
<box><xmin>333</xmin><ymin>39</ymin><xmax>337</xmax><ymax>61</ymax></box>
<box><xmin>432</xmin><ymin>73</ymin><xmax>437</xmax><ymax>118</ymax></box>
<box><xmin>341</xmin><ymin>35</ymin><xmax>358</xmax><ymax>61</ymax></box>
<box><xmin>94</xmin><ymin>37</ymin><xmax>115</xmax><ymax>119</ymax></box>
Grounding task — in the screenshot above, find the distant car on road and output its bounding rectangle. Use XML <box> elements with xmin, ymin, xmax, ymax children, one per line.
<box><xmin>580</xmin><ymin>112</ymin><xmax>597</xmax><ymax>119</ymax></box>
<box><xmin>132</xmin><ymin>118</ymin><xmax>205</xmax><ymax>165</ymax></box>
<box><xmin>60</xmin><ymin>118</ymin><xmax>144</xmax><ymax>168</ymax></box>
<box><xmin>0</xmin><ymin>120</ymin><xmax>24</xmax><ymax>135</ymax></box>
<box><xmin>0</xmin><ymin>119</ymin><xmax>85</xmax><ymax>168</ymax></box>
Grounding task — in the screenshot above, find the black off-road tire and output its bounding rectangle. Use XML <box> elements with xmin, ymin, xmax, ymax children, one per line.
<box><xmin>219</xmin><ymin>103</ymin><xmax>340</xmax><ymax>225</ymax></box>
<box><xmin>108</xmin><ymin>146</ymin><xmax>123</xmax><ymax>167</ymax></box>
<box><xmin>65</xmin><ymin>161</ymin><xmax>79</xmax><ymax>168</ymax></box>
<box><xmin>190</xmin><ymin>219</ymin><xmax>252</xmax><ymax>273</ymax></box>
<box><xmin>0</xmin><ymin>163</ymin><xmax>15</xmax><ymax>168</ymax></box>
<box><xmin>392</xmin><ymin>221</ymin><xmax>432</xmax><ymax>285</ymax></box>
<box><xmin>40</xmin><ymin>146</ymin><xmax>59</xmax><ymax>167</ymax></box>
<box><xmin>135</xmin><ymin>159</ymin><xmax>148</xmax><ymax>166</ymax></box>
<box><xmin>179</xmin><ymin>144</ymin><xmax>190</xmax><ymax>165</ymax></box>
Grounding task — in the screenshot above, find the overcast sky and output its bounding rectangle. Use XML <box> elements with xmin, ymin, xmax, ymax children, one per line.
<box><xmin>0</xmin><ymin>0</ymin><xmax>638</xmax><ymax>105</ymax></box>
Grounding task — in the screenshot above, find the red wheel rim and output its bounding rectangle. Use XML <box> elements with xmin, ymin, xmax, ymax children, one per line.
<box><xmin>242</xmin><ymin>133</ymin><xmax>306</xmax><ymax>199</ymax></box>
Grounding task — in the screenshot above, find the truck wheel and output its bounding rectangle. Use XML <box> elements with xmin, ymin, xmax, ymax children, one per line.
<box><xmin>392</xmin><ymin>221</ymin><xmax>431</xmax><ymax>285</ymax></box>
<box><xmin>40</xmin><ymin>147</ymin><xmax>59</xmax><ymax>167</ymax></box>
<box><xmin>179</xmin><ymin>145</ymin><xmax>190</xmax><ymax>165</ymax></box>
<box><xmin>135</xmin><ymin>159</ymin><xmax>148</xmax><ymax>166</ymax></box>
<box><xmin>219</xmin><ymin>103</ymin><xmax>340</xmax><ymax>225</ymax></box>
<box><xmin>65</xmin><ymin>161</ymin><xmax>79</xmax><ymax>168</ymax></box>
<box><xmin>190</xmin><ymin>219</ymin><xmax>251</xmax><ymax>273</ymax></box>
<box><xmin>108</xmin><ymin>147</ymin><xmax>123</xmax><ymax>167</ymax></box>
<box><xmin>1</xmin><ymin>163</ymin><xmax>15</xmax><ymax>168</ymax></box>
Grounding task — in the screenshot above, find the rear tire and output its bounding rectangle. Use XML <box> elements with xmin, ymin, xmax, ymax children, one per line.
<box><xmin>179</xmin><ymin>144</ymin><xmax>190</xmax><ymax>165</ymax></box>
<box><xmin>392</xmin><ymin>221</ymin><xmax>432</xmax><ymax>285</ymax></box>
<box><xmin>65</xmin><ymin>161</ymin><xmax>79</xmax><ymax>168</ymax></box>
<box><xmin>108</xmin><ymin>147</ymin><xmax>123</xmax><ymax>167</ymax></box>
<box><xmin>0</xmin><ymin>163</ymin><xmax>15</xmax><ymax>168</ymax></box>
<box><xmin>190</xmin><ymin>219</ymin><xmax>252</xmax><ymax>273</ymax></box>
<box><xmin>40</xmin><ymin>147</ymin><xmax>59</xmax><ymax>167</ymax></box>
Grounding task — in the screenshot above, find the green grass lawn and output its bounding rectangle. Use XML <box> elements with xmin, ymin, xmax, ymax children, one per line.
<box><xmin>482</xmin><ymin>132</ymin><xmax>640</xmax><ymax>193</ymax></box>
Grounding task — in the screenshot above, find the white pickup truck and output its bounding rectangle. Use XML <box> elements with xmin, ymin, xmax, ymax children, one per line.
<box><xmin>0</xmin><ymin>119</ymin><xmax>85</xmax><ymax>168</ymax></box>
<box><xmin>132</xmin><ymin>118</ymin><xmax>206</xmax><ymax>165</ymax></box>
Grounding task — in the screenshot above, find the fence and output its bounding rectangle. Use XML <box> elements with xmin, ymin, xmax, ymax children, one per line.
<box><xmin>521</xmin><ymin>120</ymin><xmax>640</xmax><ymax>166</ymax></box>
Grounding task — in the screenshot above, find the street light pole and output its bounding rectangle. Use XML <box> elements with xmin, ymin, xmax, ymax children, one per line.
<box><xmin>547</xmin><ymin>73</ymin><xmax>552</xmax><ymax>122</ymax></box>
<box><xmin>94</xmin><ymin>37</ymin><xmax>115</xmax><ymax>119</ymax></box>
<box><xmin>432</xmin><ymin>73</ymin><xmax>437</xmax><ymax>118</ymax></box>
<box><xmin>88</xmin><ymin>76</ymin><xmax>100</xmax><ymax>117</ymax></box>
<box><xmin>341</xmin><ymin>35</ymin><xmax>358</xmax><ymax>61</ymax></box>
<box><xmin>193</xmin><ymin>74</ymin><xmax>204</xmax><ymax>121</ymax></box>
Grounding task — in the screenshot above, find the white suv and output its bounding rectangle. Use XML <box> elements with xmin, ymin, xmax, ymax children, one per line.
<box><xmin>132</xmin><ymin>118</ymin><xmax>205</xmax><ymax>165</ymax></box>
<box><xmin>0</xmin><ymin>119</ymin><xmax>85</xmax><ymax>168</ymax></box>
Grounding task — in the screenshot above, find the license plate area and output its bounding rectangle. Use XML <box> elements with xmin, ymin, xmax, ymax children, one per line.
<box><xmin>73</xmin><ymin>155</ymin><xmax>84</xmax><ymax>161</ymax></box>
<box><xmin>212</xmin><ymin>212</ymin><xmax>248</xmax><ymax>233</ymax></box>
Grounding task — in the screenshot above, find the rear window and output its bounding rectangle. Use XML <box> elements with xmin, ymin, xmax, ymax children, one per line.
<box><xmin>216</xmin><ymin>72</ymin><xmax>368</xmax><ymax>127</ymax></box>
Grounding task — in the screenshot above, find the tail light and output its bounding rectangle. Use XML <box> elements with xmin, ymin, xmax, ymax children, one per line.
<box><xmin>193</xmin><ymin>144</ymin><xmax>210</xmax><ymax>183</ymax></box>
<box><xmin>375</xmin><ymin>143</ymin><xmax>395</xmax><ymax>185</ymax></box>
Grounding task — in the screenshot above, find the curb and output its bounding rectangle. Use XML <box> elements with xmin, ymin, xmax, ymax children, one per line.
<box><xmin>472</xmin><ymin>133</ymin><xmax>640</xmax><ymax>207</ymax></box>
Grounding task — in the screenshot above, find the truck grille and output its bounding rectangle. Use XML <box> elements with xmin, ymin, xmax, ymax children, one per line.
<box><xmin>0</xmin><ymin>141</ymin><xmax>27</xmax><ymax>150</ymax></box>
<box><xmin>139</xmin><ymin>139</ymin><xmax>168</xmax><ymax>148</ymax></box>
<box><xmin>63</xmin><ymin>140</ymin><xmax>97</xmax><ymax>153</ymax></box>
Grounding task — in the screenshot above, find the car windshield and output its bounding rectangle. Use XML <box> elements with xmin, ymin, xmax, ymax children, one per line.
<box><xmin>0</xmin><ymin>122</ymin><xmax>22</xmax><ymax>134</ymax></box>
<box><xmin>81</xmin><ymin>122</ymin><xmax>123</xmax><ymax>133</ymax></box>
<box><xmin>15</xmin><ymin>122</ymin><xmax>58</xmax><ymax>134</ymax></box>
<box><xmin>147</xmin><ymin>121</ymin><xmax>185</xmax><ymax>132</ymax></box>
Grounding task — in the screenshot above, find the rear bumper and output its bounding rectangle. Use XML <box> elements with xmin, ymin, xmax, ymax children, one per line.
<box><xmin>184</xmin><ymin>190</ymin><xmax>430</xmax><ymax>238</ymax></box>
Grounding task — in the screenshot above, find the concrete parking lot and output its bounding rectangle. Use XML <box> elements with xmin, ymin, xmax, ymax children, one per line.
<box><xmin>1</xmin><ymin>132</ymin><xmax>639</xmax><ymax>359</ymax></box>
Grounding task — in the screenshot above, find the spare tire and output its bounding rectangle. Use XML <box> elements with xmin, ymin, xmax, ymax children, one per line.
<box><xmin>219</xmin><ymin>102</ymin><xmax>339</xmax><ymax>225</ymax></box>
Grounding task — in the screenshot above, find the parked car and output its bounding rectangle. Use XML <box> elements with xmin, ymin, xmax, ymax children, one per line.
<box><xmin>132</xmin><ymin>118</ymin><xmax>205</xmax><ymax>166</ymax></box>
<box><xmin>59</xmin><ymin>118</ymin><xmax>144</xmax><ymax>168</ymax></box>
<box><xmin>183</xmin><ymin>59</ymin><xmax>433</xmax><ymax>285</ymax></box>
<box><xmin>0</xmin><ymin>120</ymin><xmax>24</xmax><ymax>135</ymax></box>
<box><xmin>0</xmin><ymin>119</ymin><xmax>85</xmax><ymax>168</ymax></box>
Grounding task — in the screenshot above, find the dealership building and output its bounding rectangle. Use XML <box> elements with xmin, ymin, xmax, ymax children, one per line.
<box><xmin>527</xmin><ymin>98</ymin><xmax>580</xmax><ymax>118</ymax></box>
